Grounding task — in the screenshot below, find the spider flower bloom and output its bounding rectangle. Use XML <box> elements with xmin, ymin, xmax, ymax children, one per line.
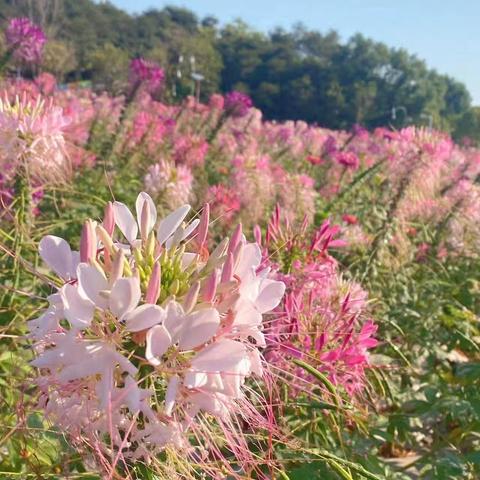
<box><xmin>0</xmin><ymin>95</ymin><xmax>70</xmax><ymax>182</ymax></box>
<box><xmin>173</xmin><ymin>134</ymin><xmax>209</xmax><ymax>168</ymax></box>
<box><xmin>224</xmin><ymin>91</ymin><xmax>253</xmax><ymax>118</ymax></box>
<box><xmin>259</xmin><ymin>207</ymin><xmax>377</xmax><ymax>399</ymax></box>
<box><xmin>144</xmin><ymin>159</ymin><xmax>193</xmax><ymax>209</ymax></box>
<box><xmin>129</xmin><ymin>58</ymin><xmax>165</xmax><ymax>94</ymax></box>
<box><xmin>206</xmin><ymin>184</ymin><xmax>241</xmax><ymax>223</ymax></box>
<box><xmin>334</xmin><ymin>150</ymin><xmax>360</xmax><ymax>170</ymax></box>
<box><xmin>30</xmin><ymin>193</ymin><xmax>285</xmax><ymax>477</ymax></box>
<box><xmin>5</xmin><ymin>17</ymin><xmax>46</xmax><ymax>63</ymax></box>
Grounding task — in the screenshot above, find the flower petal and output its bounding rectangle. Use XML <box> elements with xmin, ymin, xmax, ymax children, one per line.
<box><xmin>255</xmin><ymin>279</ymin><xmax>286</xmax><ymax>313</ymax></box>
<box><xmin>234</xmin><ymin>242</ymin><xmax>261</xmax><ymax>279</ymax></box>
<box><xmin>61</xmin><ymin>283</ymin><xmax>95</xmax><ymax>328</ymax></box>
<box><xmin>125</xmin><ymin>304</ymin><xmax>166</xmax><ymax>332</ymax></box>
<box><xmin>163</xmin><ymin>301</ymin><xmax>186</xmax><ymax>341</ymax></box>
<box><xmin>113</xmin><ymin>201</ymin><xmax>138</xmax><ymax>244</ymax></box>
<box><xmin>135</xmin><ymin>192</ymin><xmax>157</xmax><ymax>238</ymax></box>
<box><xmin>190</xmin><ymin>339</ymin><xmax>246</xmax><ymax>372</ymax></box>
<box><xmin>176</xmin><ymin>308</ymin><xmax>220</xmax><ymax>350</ymax></box>
<box><xmin>146</xmin><ymin>324</ymin><xmax>171</xmax><ymax>366</ymax></box>
<box><xmin>165</xmin><ymin>218</ymin><xmax>200</xmax><ymax>249</ymax></box>
<box><xmin>109</xmin><ymin>277</ymin><xmax>141</xmax><ymax>319</ymax></box>
<box><xmin>39</xmin><ymin>235</ymin><xmax>75</xmax><ymax>279</ymax></box>
<box><xmin>77</xmin><ymin>264</ymin><xmax>109</xmax><ymax>308</ymax></box>
<box><xmin>157</xmin><ymin>204</ymin><xmax>190</xmax><ymax>246</ymax></box>
<box><xmin>164</xmin><ymin>375</ymin><xmax>179</xmax><ymax>415</ymax></box>
<box><xmin>234</xmin><ymin>300</ymin><xmax>262</xmax><ymax>328</ymax></box>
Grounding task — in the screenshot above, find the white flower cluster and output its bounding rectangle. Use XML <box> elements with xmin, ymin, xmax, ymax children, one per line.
<box><xmin>29</xmin><ymin>193</ymin><xmax>285</xmax><ymax>464</ymax></box>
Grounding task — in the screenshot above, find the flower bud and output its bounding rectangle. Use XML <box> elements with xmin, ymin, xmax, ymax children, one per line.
<box><xmin>227</xmin><ymin>223</ymin><xmax>242</xmax><ymax>257</ymax></box>
<box><xmin>183</xmin><ymin>281</ymin><xmax>200</xmax><ymax>313</ymax></box>
<box><xmin>206</xmin><ymin>237</ymin><xmax>228</xmax><ymax>270</ymax></box>
<box><xmin>96</xmin><ymin>224</ymin><xmax>116</xmax><ymax>255</ymax></box>
<box><xmin>253</xmin><ymin>225</ymin><xmax>262</xmax><ymax>245</ymax></box>
<box><xmin>110</xmin><ymin>248</ymin><xmax>125</xmax><ymax>286</ymax></box>
<box><xmin>133</xmin><ymin>247</ymin><xmax>144</xmax><ymax>265</ymax></box>
<box><xmin>202</xmin><ymin>269</ymin><xmax>218</xmax><ymax>303</ymax></box>
<box><xmin>196</xmin><ymin>203</ymin><xmax>209</xmax><ymax>251</ymax></box>
<box><xmin>140</xmin><ymin>199</ymin><xmax>151</xmax><ymax>242</ymax></box>
<box><xmin>145</xmin><ymin>261</ymin><xmax>161</xmax><ymax>304</ymax></box>
<box><xmin>102</xmin><ymin>201</ymin><xmax>115</xmax><ymax>236</ymax></box>
<box><xmin>80</xmin><ymin>220</ymin><xmax>97</xmax><ymax>263</ymax></box>
<box><xmin>232</xmin><ymin>241</ymin><xmax>244</xmax><ymax>270</ymax></box>
<box><xmin>221</xmin><ymin>252</ymin><xmax>234</xmax><ymax>283</ymax></box>
<box><xmin>169</xmin><ymin>279</ymin><xmax>180</xmax><ymax>296</ymax></box>
<box><xmin>146</xmin><ymin>231</ymin><xmax>156</xmax><ymax>260</ymax></box>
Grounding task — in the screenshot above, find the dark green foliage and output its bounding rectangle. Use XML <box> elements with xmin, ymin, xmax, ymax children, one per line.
<box><xmin>0</xmin><ymin>0</ymin><xmax>476</xmax><ymax>135</ymax></box>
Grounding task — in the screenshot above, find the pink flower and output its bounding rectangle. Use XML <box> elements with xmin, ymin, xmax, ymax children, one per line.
<box><xmin>258</xmin><ymin>207</ymin><xmax>377</xmax><ymax>398</ymax></box>
<box><xmin>5</xmin><ymin>17</ymin><xmax>46</xmax><ymax>63</ymax></box>
<box><xmin>207</xmin><ymin>184</ymin><xmax>241</xmax><ymax>222</ymax></box>
<box><xmin>307</xmin><ymin>155</ymin><xmax>324</xmax><ymax>165</ymax></box>
<box><xmin>31</xmin><ymin>193</ymin><xmax>285</xmax><ymax>474</ymax></box>
<box><xmin>224</xmin><ymin>91</ymin><xmax>253</xmax><ymax>118</ymax></box>
<box><xmin>342</xmin><ymin>214</ymin><xmax>358</xmax><ymax>225</ymax></box>
<box><xmin>144</xmin><ymin>159</ymin><xmax>193</xmax><ymax>209</ymax></box>
<box><xmin>416</xmin><ymin>242</ymin><xmax>430</xmax><ymax>262</ymax></box>
<box><xmin>209</xmin><ymin>93</ymin><xmax>225</xmax><ymax>110</ymax></box>
<box><xmin>0</xmin><ymin>95</ymin><xmax>70</xmax><ymax>183</ymax></box>
<box><xmin>34</xmin><ymin>73</ymin><xmax>57</xmax><ymax>95</ymax></box>
<box><xmin>129</xmin><ymin>58</ymin><xmax>165</xmax><ymax>94</ymax></box>
<box><xmin>334</xmin><ymin>151</ymin><xmax>360</xmax><ymax>170</ymax></box>
<box><xmin>173</xmin><ymin>134</ymin><xmax>208</xmax><ymax>168</ymax></box>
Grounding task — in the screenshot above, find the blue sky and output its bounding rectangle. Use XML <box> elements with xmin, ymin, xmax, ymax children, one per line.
<box><xmin>109</xmin><ymin>0</ymin><xmax>480</xmax><ymax>104</ymax></box>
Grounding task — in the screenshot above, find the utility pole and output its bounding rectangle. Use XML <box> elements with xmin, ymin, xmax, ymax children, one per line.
<box><xmin>391</xmin><ymin>106</ymin><xmax>408</xmax><ymax>125</ymax></box>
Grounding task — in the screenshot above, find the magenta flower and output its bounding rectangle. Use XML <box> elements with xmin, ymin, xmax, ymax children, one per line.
<box><xmin>258</xmin><ymin>206</ymin><xmax>377</xmax><ymax>398</ymax></box>
<box><xmin>173</xmin><ymin>133</ymin><xmax>208</xmax><ymax>168</ymax></box>
<box><xmin>224</xmin><ymin>91</ymin><xmax>253</xmax><ymax>118</ymax></box>
<box><xmin>334</xmin><ymin>150</ymin><xmax>360</xmax><ymax>170</ymax></box>
<box><xmin>129</xmin><ymin>58</ymin><xmax>165</xmax><ymax>94</ymax></box>
<box><xmin>5</xmin><ymin>17</ymin><xmax>46</xmax><ymax>63</ymax></box>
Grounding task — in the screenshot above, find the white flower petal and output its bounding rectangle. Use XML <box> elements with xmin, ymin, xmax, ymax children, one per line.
<box><xmin>113</xmin><ymin>201</ymin><xmax>138</xmax><ymax>244</ymax></box>
<box><xmin>188</xmin><ymin>392</ymin><xmax>229</xmax><ymax>418</ymax></box>
<box><xmin>255</xmin><ymin>279</ymin><xmax>286</xmax><ymax>313</ymax></box>
<box><xmin>177</xmin><ymin>308</ymin><xmax>220</xmax><ymax>350</ymax></box>
<box><xmin>164</xmin><ymin>375</ymin><xmax>180</xmax><ymax>415</ymax></box>
<box><xmin>234</xmin><ymin>242</ymin><xmax>262</xmax><ymax>279</ymax></box>
<box><xmin>190</xmin><ymin>339</ymin><xmax>246</xmax><ymax>372</ymax></box>
<box><xmin>234</xmin><ymin>300</ymin><xmax>262</xmax><ymax>328</ymax></box>
<box><xmin>165</xmin><ymin>218</ymin><xmax>200</xmax><ymax>249</ymax></box>
<box><xmin>39</xmin><ymin>235</ymin><xmax>75</xmax><ymax>279</ymax></box>
<box><xmin>163</xmin><ymin>301</ymin><xmax>186</xmax><ymax>341</ymax></box>
<box><xmin>61</xmin><ymin>283</ymin><xmax>95</xmax><ymax>328</ymax></box>
<box><xmin>157</xmin><ymin>204</ymin><xmax>191</xmax><ymax>246</ymax></box>
<box><xmin>70</xmin><ymin>251</ymin><xmax>81</xmax><ymax>275</ymax></box>
<box><xmin>249</xmin><ymin>349</ymin><xmax>263</xmax><ymax>376</ymax></box>
<box><xmin>181</xmin><ymin>252</ymin><xmax>197</xmax><ymax>270</ymax></box>
<box><xmin>125</xmin><ymin>304</ymin><xmax>166</xmax><ymax>332</ymax></box>
<box><xmin>146</xmin><ymin>325</ymin><xmax>171</xmax><ymax>366</ymax></box>
<box><xmin>77</xmin><ymin>264</ymin><xmax>109</xmax><ymax>308</ymax></box>
<box><xmin>181</xmin><ymin>218</ymin><xmax>200</xmax><ymax>241</ymax></box>
<box><xmin>109</xmin><ymin>277</ymin><xmax>141</xmax><ymax>319</ymax></box>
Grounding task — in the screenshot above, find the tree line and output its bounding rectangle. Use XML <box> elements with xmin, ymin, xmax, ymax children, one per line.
<box><xmin>0</xmin><ymin>0</ymin><xmax>478</xmax><ymax>141</ymax></box>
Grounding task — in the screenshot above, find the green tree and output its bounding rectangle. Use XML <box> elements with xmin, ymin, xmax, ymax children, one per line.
<box><xmin>41</xmin><ymin>39</ymin><xmax>77</xmax><ymax>81</ymax></box>
<box><xmin>87</xmin><ymin>42</ymin><xmax>129</xmax><ymax>93</ymax></box>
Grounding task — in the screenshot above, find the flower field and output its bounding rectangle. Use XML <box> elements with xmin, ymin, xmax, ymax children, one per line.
<box><xmin>0</xmin><ymin>17</ymin><xmax>480</xmax><ymax>480</ymax></box>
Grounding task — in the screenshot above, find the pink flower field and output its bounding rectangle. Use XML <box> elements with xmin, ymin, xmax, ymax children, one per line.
<box><xmin>0</xmin><ymin>12</ymin><xmax>479</xmax><ymax>480</ymax></box>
